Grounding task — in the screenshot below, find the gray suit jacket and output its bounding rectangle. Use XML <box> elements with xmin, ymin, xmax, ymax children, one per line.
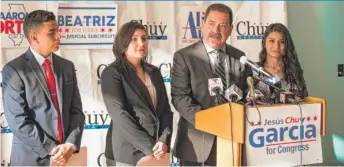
<box><xmin>2</xmin><ymin>49</ymin><xmax>85</xmax><ymax>166</ymax></box>
<box><xmin>171</xmin><ymin>40</ymin><xmax>249</xmax><ymax>163</ymax></box>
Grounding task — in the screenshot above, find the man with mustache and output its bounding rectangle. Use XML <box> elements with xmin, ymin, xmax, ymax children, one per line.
<box><xmin>171</xmin><ymin>3</ymin><xmax>249</xmax><ymax>166</ymax></box>
<box><xmin>2</xmin><ymin>10</ymin><xmax>85</xmax><ymax>166</ymax></box>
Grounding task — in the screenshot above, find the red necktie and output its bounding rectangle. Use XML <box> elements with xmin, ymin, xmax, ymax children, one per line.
<box><xmin>43</xmin><ymin>59</ymin><xmax>63</xmax><ymax>143</ymax></box>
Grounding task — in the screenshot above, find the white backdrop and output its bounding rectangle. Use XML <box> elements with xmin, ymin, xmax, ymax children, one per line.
<box><xmin>0</xmin><ymin>1</ymin><xmax>287</xmax><ymax>166</ymax></box>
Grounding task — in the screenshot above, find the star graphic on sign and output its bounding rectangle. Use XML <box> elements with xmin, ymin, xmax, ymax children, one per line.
<box><xmin>108</xmin><ymin>28</ymin><xmax>113</xmax><ymax>32</ymax></box>
<box><xmin>258</xmin><ymin>121</ymin><xmax>262</xmax><ymax>126</ymax></box>
<box><xmin>160</xmin><ymin>21</ymin><xmax>162</xmax><ymax>24</ymax></box>
<box><xmin>65</xmin><ymin>28</ymin><xmax>69</xmax><ymax>33</ymax></box>
<box><xmin>93</xmin><ymin>111</ymin><xmax>96</xmax><ymax>113</ymax></box>
<box><xmin>250</xmin><ymin>121</ymin><xmax>255</xmax><ymax>126</ymax></box>
<box><xmin>58</xmin><ymin>28</ymin><xmax>63</xmax><ymax>33</ymax></box>
<box><xmin>313</xmin><ymin>115</ymin><xmax>318</xmax><ymax>121</ymax></box>
<box><xmin>307</xmin><ymin>116</ymin><xmax>311</xmax><ymax>121</ymax></box>
<box><xmin>153</xmin><ymin>22</ymin><xmax>156</xmax><ymax>24</ymax></box>
<box><xmin>101</xmin><ymin>28</ymin><xmax>105</xmax><ymax>32</ymax></box>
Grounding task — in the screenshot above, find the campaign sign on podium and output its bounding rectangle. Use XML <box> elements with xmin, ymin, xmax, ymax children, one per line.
<box><xmin>245</xmin><ymin>103</ymin><xmax>323</xmax><ymax>166</ymax></box>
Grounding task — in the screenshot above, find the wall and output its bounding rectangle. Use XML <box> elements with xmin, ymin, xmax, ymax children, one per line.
<box><xmin>287</xmin><ymin>1</ymin><xmax>344</xmax><ymax>165</ymax></box>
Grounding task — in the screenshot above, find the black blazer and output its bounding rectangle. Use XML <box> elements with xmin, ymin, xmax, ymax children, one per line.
<box><xmin>101</xmin><ymin>61</ymin><xmax>173</xmax><ymax>165</ymax></box>
<box><xmin>171</xmin><ymin>40</ymin><xmax>249</xmax><ymax>163</ymax></box>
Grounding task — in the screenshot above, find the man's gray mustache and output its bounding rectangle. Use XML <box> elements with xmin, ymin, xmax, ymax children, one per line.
<box><xmin>209</xmin><ymin>33</ymin><xmax>222</xmax><ymax>39</ymax></box>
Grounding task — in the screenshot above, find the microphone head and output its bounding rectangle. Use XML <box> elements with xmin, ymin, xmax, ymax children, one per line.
<box><xmin>208</xmin><ymin>78</ymin><xmax>224</xmax><ymax>96</ymax></box>
<box><xmin>254</xmin><ymin>89</ymin><xmax>275</xmax><ymax>104</ymax></box>
<box><xmin>265</xmin><ymin>75</ymin><xmax>281</xmax><ymax>85</ymax></box>
<box><xmin>279</xmin><ymin>91</ymin><xmax>296</xmax><ymax>104</ymax></box>
<box><xmin>239</xmin><ymin>56</ymin><xmax>248</xmax><ymax>65</ymax></box>
<box><xmin>212</xmin><ymin>86</ymin><xmax>221</xmax><ymax>94</ymax></box>
<box><xmin>226</xmin><ymin>84</ymin><xmax>243</xmax><ymax>102</ymax></box>
<box><xmin>247</xmin><ymin>76</ymin><xmax>255</xmax><ymax>99</ymax></box>
<box><xmin>247</xmin><ymin>76</ymin><xmax>254</xmax><ymax>87</ymax></box>
<box><xmin>254</xmin><ymin>89</ymin><xmax>264</xmax><ymax>98</ymax></box>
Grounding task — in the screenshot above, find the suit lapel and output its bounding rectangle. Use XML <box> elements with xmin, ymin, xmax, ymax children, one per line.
<box><xmin>224</xmin><ymin>45</ymin><xmax>234</xmax><ymax>85</ymax></box>
<box><xmin>52</xmin><ymin>54</ymin><xmax>63</xmax><ymax>112</ymax></box>
<box><xmin>225</xmin><ymin>45</ymin><xmax>244</xmax><ymax>84</ymax></box>
<box><xmin>126</xmin><ymin>68</ymin><xmax>156</xmax><ymax>116</ymax></box>
<box><xmin>25</xmin><ymin>49</ymin><xmax>53</xmax><ymax>103</ymax></box>
<box><xmin>194</xmin><ymin>40</ymin><xmax>214</xmax><ymax>78</ymax></box>
<box><xmin>147</xmin><ymin>66</ymin><xmax>162</xmax><ymax>116</ymax></box>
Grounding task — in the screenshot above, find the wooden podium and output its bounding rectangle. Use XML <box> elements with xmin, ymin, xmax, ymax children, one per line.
<box><xmin>304</xmin><ymin>97</ymin><xmax>327</xmax><ymax>135</ymax></box>
<box><xmin>195</xmin><ymin>97</ymin><xmax>326</xmax><ymax>166</ymax></box>
<box><xmin>195</xmin><ymin>102</ymin><xmax>245</xmax><ymax>166</ymax></box>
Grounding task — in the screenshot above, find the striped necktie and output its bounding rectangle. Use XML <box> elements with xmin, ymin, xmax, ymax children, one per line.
<box><xmin>213</xmin><ymin>49</ymin><xmax>227</xmax><ymax>92</ymax></box>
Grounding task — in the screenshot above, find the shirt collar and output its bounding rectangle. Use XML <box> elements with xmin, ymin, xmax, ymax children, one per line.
<box><xmin>204</xmin><ymin>43</ymin><xmax>226</xmax><ymax>54</ymax></box>
<box><xmin>30</xmin><ymin>47</ymin><xmax>53</xmax><ymax>66</ymax></box>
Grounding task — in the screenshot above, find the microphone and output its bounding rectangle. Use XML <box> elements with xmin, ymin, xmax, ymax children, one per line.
<box><xmin>239</xmin><ymin>56</ymin><xmax>273</xmax><ymax>78</ymax></box>
<box><xmin>247</xmin><ymin>76</ymin><xmax>255</xmax><ymax>98</ymax></box>
<box><xmin>246</xmin><ymin>76</ymin><xmax>255</xmax><ymax>105</ymax></box>
<box><xmin>254</xmin><ymin>89</ymin><xmax>265</xmax><ymax>99</ymax></box>
<box><xmin>225</xmin><ymin>84</ymin><xmax>243</xmax><ymax>102</ymax></box>
<box><xmin>254</xmin><ymin>89</ymin><xmax>270</xmax><ymax>104</ymax></box>
<box><xmin>246</xmin><ymin>89</ymin><xmax>267</xmax><ymax>105</ymax></box>
<box><xmin>208</xmin><ymin>78</ymin><xmax>223</xmax><ymax>96</ymax></box>
<box><xmin>251</xmin><ymin>74</ymin><xmax>295</xmax><ymax>104</ymax></box>
<box><xmin>208</xmin><ymin>78</ymin><xmax>227</xmax><ymax>105</ymax></box>
<box><xmin>252</xmin><ymin>74</ymin><xmax>282</xmax><ymax>92</ymax></box>
<box><xmin>212</xmin><ymin>86</ymin><xmax>227</xmax><ymax>105</ymax></box>
<box><xmin>278</xmin><ymin>91</ymin><xmax>296</xmax><ymax>104</ymax></box>
<box><xmin>212</xmin><ymin>86</ymin><xmax>222</xmax><ymax>95</ymax></box>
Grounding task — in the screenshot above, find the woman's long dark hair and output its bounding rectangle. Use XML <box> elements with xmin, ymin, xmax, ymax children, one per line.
<box><xmin>259</xmin><ymin>23</ymin><xmax>308</xmax><ymax>98</ymax></box>
<box><xmin>112</xmin><ymin>20</ymin><xmax>147</xmax><ymax>72</ymax></box>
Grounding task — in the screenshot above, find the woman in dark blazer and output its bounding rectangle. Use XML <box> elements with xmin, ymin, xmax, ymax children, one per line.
<box><xmin>101</xmin><ymin>20</ymin><xmax>173</xmax><ymax>166</ymax></box>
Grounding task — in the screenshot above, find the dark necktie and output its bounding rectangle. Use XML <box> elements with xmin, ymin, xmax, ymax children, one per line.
<box><xmin>43</xmin><ymin>59</ymin><xmax>63</xmax><ymax>143</ymax></box>
<box><xmin>213</xmin><ymin>49</ymin><xmax>228</xmax><ymax>104</ymax></box>
<box><xmin>214</xmin><ymin>49</ymin><xmax>227</xmax><ymax>92</ymax></box>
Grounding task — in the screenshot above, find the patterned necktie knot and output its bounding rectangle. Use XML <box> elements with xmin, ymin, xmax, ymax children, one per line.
<box><xmin>211</xmin><ymin>49</ymin><xmax>222</xmax><ymax>54</ymax></box>
<box><xmin>217</xmin><ymin>49</ymin><xmax>226</xmax><ymax>61</ymax></box>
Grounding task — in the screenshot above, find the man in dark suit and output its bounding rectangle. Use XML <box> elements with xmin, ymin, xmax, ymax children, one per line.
<box><xmin>171</xmin><ymin>3</ymin><xmax>249</xmax><ymax>166</ymax></box>
<box><xmin>2</xmin><ymin>10</ymin><xmax>85</xmax><ymax>166</ymax></box>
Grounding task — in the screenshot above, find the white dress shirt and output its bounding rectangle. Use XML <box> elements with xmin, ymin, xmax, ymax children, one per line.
<box><xmin>204</xmin><ymin>43</ymin><xmax>227</xmax><ymax>71</ymax></box>
<box><xmin>30</xmin><ymin>47</ymin><xmax>62</xmax><ymax>113</ymax></box>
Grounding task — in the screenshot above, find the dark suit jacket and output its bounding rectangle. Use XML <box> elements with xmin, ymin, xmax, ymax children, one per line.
<box><xmin>171</xmin><ymin>40</ymin><xmax>249</xmax><ymax>163</ymax></box>
<box><xmin>101</xmin><ymin>61</ymin><xmax>173</xmax><ymax>165</ymax></box>
<box><xmin>1</xmin><ymin>49</ymin><xmax>85</xmax><ymax>166</ymax></box>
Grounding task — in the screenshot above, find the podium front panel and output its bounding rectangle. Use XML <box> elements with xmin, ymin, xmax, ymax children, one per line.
<box><xmin>245</xmin><ymin>103</ymin><xmax>323</xmax><ymax>166</ymax></box>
